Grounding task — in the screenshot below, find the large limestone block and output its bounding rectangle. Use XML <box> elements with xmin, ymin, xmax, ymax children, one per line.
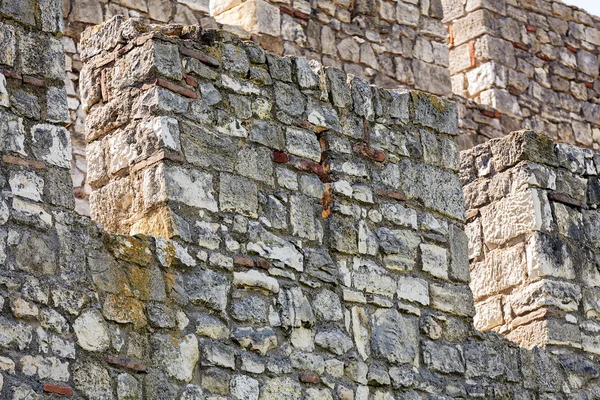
<box><xmin>215</xmin><ymin>0</ymin><xmax>281</xmax><ymax>37</ymax></box>
<box><xmin>470</xmin><ymin>243</ymin><xmax>527</xmax><ymax>300</ymax></box>
<box><xmin>526</xmin><ymin>233</ymin><xmax>575</xmax><ymax>280</ymax></box>
<box><xmin>152</xmin><ymin>334</ymin><xmax>199</xmax><ymax>382</ymax></box>
<box><xmin>452</xmin><ymin>9</ymin><xmax>496</xmax><ymax>47</ymax></box>
<box><xmin>507</xmin><ymin>280</ymin><xmax>582</xmax><ymax>316</ymax></box>
<box><xmin>473</xmin><ymin>295</ymin><xmax>504</xmax><ymax>331</ymax></box>
<box><xmin>479</xmin><ymin>89</ymin><xmax>521</xmax><ymax>118</ymax></box>
<box><xmin>413</xmin><ymin>60</ymin><xmax>452</xmax><ymax>96</ymax></box>
<box><xmin>371</xmin><ymin>309</ymin><xmax>418</xmax><ymax>365</ymax></box>
<box><xmin>479</xmin><ymin>188</ymin><xmax>552</xmax><ymax>247</ymax></box>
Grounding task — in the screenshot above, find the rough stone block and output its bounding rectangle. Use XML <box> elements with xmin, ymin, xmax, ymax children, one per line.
<box><xmin>219</xmin><ymin>173</ymin><xmax>258</xmax><ymax>217</ymax></box>
<box><xmin>452</xmin><ymin>9</ymin><xmax>496</xmax><ymax>46</ymax></box>
<box><xmin>215</xmin><ymin>0</ymin><xmax>281</xmax><ymax>36</ymax></box>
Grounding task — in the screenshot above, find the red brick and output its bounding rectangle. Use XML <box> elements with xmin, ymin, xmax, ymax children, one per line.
<box><xmin>279</xmin><ymin>5</ymin><xmax>293</xmax><ymax>15</ymax></box>
<box><xmin>180</xmin><ymin>46</ymin><xmax>220</xmax><ymax>67</ymax></box>
<box><xmin>255</xmin><ymin>258</ymin><xmax>270</xmax><ymax>270</ymax></box>
<box><xmin>185</xmin><ymin>74</ymin><xmax>198</xmax><ymax>88</ymax></box>
<box><xmin>566</xmin><ymin>44</ymin><xmax>578</xmax><ymax>53</ymax></box>
<box><xmin>273</xmin><ymin>151</ymin><xmax>289</xmax><ymax>163</ymax></box>
<box><xmin>296</xmin><ymin>159</ymin><xmax>324</xmax><ymax>177</ymax></box>
<box><xmin>298</xmin><ymin>120</ymin><xmax>328</xmax><ymax>133</ymax></box>
<box><xmin>469</xmin><ymin>41</ymin><xmax>476</xmax><ymax>68</ymax></box>
<box><xmin>43</xmin><ymin>384</ymin><xmax>73</xmax><ymax>396</ymax></box>
<box><xmin>508</xmin><ymin>86</ymin><xmax>519</xmax><ymax>96</ymax></box>
<box><xmin>156</xmin><ymin>77</ymin><xmax>197</xmax><ymax>99</ymax></box>
<box><xmin>23</xmin><ymin>75</ymin><xmax>45</xmax><ymax>87</ymax></box>
<box><xmin>525</xmin><ymin>24</ymin><xmax>536</xmax><ymax>32</ymax></box>
<box><xmin>299</xmin><ymin>373</ymin><xmax>320</xmax><ymax>383</ymax></box>
<box><xmin>538</xmin><ymin>53</ymin><xmax>550</xmax><ymax>61</ymax></box>
<box><xmin>106</xmin><ymin>354</ymin><xmax>147</xmax><ymax>372</ymax></box>
<box><xmin>293</xmin><ymin>10</ymin><xmax>310</xmax><ymax>20</ymax></box>
<box><xmin>356</xmin><ymin>143</ymin><xmax>385</xmax><ymax>162</ymax></box>
<box><xmin>480</xmin><ymin>109</ymin><xmax>500</xmax><ymax>119</ymax></box>
<box><xmin>387</xmin><ymin>191</ymin><xmax>407</xmax><ymax>201</ymax></box>
<box><xmin>375</xmin><ymin>188</ymin><xmax>406</xmax><ymax>201</ymax></box>
<box><xmin>2</xmin><ymin>155</ymin><xmax>45</xmax><ymax>169</ymax></box>
<box><xmin>2</xmin><ymin>69</ymin><xmax>22</xmax><ymax>80</ymax></box>
<box><xmin>234</xmin><ymin>255</ymin><xmax>255</xmax><ymax>268</ymax></box>
<box><xmin>448</xmin><ymin>25</ymin><xmax>454</xmax><ymax>48</ymax></box>
<box><xmin>513</xmin><ymin>42</ymin><xmax>528</xmax><ymax>51</ymax></box>
<box><xmin>585</xmin><ymin>82</ymin><xmax>594</xmax><ymax>89</ymax></box>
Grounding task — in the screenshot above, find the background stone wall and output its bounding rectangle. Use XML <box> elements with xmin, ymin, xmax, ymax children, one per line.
<box><xmin>5</xmin><ymin>5</ymin><xmax>600</xmax><ymax>396</ymax></box>
<box><xmin>445</xmin><ymin>0</ymin><xmax>600</xmax><ymax>149</ymax></box>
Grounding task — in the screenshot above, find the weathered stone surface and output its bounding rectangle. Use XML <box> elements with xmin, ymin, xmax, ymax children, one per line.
<box><xmin>220</xmin><ymin>173</ymin><xmax>258</xmax><ymax>217</ymax></box>
<box><xmin>479</xmin><ymin>188</ymin><xmax>551</xmax><ymax>246</ymax></box>
<box><xmin>315</xmin><ymin>329</ymin><xmax>353</xmax><ymax>355</ymax></box>
<box><xmin>233</xmin><ymin>326</ymin><xmax>278</xmax><ymax>355</ymax></box>
<box><xmin>73</xmin><ymin>362</ymin><xmax>114</xmax><ymax>400</ymax></box>
<box><xmin>371</xmin><ymin>309</ymin><xmax>418</xmax><ymax>364</ymax></box>
<box><xmin>153</xmin><ymin>334</ymin><xmax>199</xmax><ymax>382</ymax></box>
<box><xmin>260</xmin><ymin>377</ymin><xmax>302</xmax><ymax>400</ymax></box>
<box><xmin>186</xmin><ymin>268</ymin><xmax>230</xmax><ymax>312</ymax></box>
<box><xmin>73</xmin><ymin>310</ymin><xmax>110</xmax><ymax>352</ymax></box>
<box><xmin>422</xmin><ymin>340</ymin><xmax>465</xmax><ymax>374</ymax></box>
<box><xmin>313</xmin><ymin>289</ymin><xmax>343</xmax><ymax>321</ymax></box>
<box><xmin>470</xmin><ymin>243</ymin><xmax>526</xmax><ymax>299</ymax></box>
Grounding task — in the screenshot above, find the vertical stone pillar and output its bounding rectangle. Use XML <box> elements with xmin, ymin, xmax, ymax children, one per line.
<box><xmin>462</xmin><ymin>130</ymin><xmax>600</xmax><ymax>352</ymax></box>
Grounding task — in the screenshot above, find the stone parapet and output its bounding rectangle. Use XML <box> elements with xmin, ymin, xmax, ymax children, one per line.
<box><xmin>462</xmin><ymin>129</ymin><xmax>600</xmax><ymax>352</ymax></box>
<box><xmin>62</xmin><ymin>0</ymin><xmax>452</xmax><ymax>217</ymax></box>
<box><xmin>80</xmin><ymin>16</ymin><xmax>461</xmax><ymax>239</ymax></box>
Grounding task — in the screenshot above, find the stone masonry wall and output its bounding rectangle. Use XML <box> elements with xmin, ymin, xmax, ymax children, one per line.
<box><xmin>64</xmin><ymin>0</ymin><xmax>452</xmax><ymax>216</ymax></box>
<box><xmin>445</xmin><ymin>0</ymin><xmax>600</xmax><ymax>149</ymax></box>
<box><xmin>4</xmin><ymin>0</ymin><xmax>600</xmax><ymax>397</ymax></box>
<box><xmin>76</xmin><ymin>16</ymin><xmax>600</xmax><ymax>399</ymax></box>
<box><xmin>462</xmin><ymin>130</ymin><xmax>600</xmax><ymax>353</ymax></box>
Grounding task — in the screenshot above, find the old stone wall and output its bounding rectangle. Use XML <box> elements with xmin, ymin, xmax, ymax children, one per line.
<box><xmin>462</xmin><ymin>130</ymin><xmax>600</xmax><ymax>353</ymax></box>
<box><xmin>445</xmin><ymin>0</ymin><xmax>600</xmax><ymax>149</ymax></box>
<box><xmin>4</xmin><ymin>0</ymin><xmax>600</xmax><ymax>397</ymax></box>
<box><xmin>1</xmin><ymin>10</ymin><xmax>598</xmax><ymax>398</ymax></box>
<box><xmin>63</xmin><ymin>0</ymin><xmax>452</xmax><ymax>216</ymax></box>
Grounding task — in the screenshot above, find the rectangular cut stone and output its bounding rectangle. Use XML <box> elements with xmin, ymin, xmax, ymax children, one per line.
<box><xmin>507</xmin><ymin>280</ymin><xmax>582</xmax><ymax>316</ymax></box>
<box><xmin>142</xmin><ymin>164</ymin><xmax>218</xmax><ymax>213</ymax></box>
<box><xmin>430</xmin><ymin>283</ymin><xmax>475</xmax><ymax>317</ymax></box>
<box><xmin>526</xmin><ymin>232</ymin><xmax>575</xmax><ymax>280</ymax></box>
<box><xmin>470</xmin><ymin>243</ymin><xmax>526</xmax><ymax>300</ymax></box>
<box><xmin>219</xmin><ymin>173</ymin><xmax>258</xmax><ymax>217</ymax></box>
<box><xmin>473</xmin><ymin>296</ymin><xmax>504</xmax><ymax>331</ymax></box>
<box><xmin>413</xmin><ymin>60</ymin><xmax>452</xmax><ymax>96</ymax></box>
<box><xmin>479</xmin><ymin>188</ymin><xmax>552</xmax><ymax>246</ymax></box>
<box><xmin>452</xmin><ymin>9</ymin><xmax>496</xmax><ymax>47</ymax></box>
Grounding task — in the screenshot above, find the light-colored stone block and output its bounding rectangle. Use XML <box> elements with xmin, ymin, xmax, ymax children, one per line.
<box><xmin>215</xmin><ymin>0</ymin><xmax>281</xmax><ymax>36</ymax></box>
